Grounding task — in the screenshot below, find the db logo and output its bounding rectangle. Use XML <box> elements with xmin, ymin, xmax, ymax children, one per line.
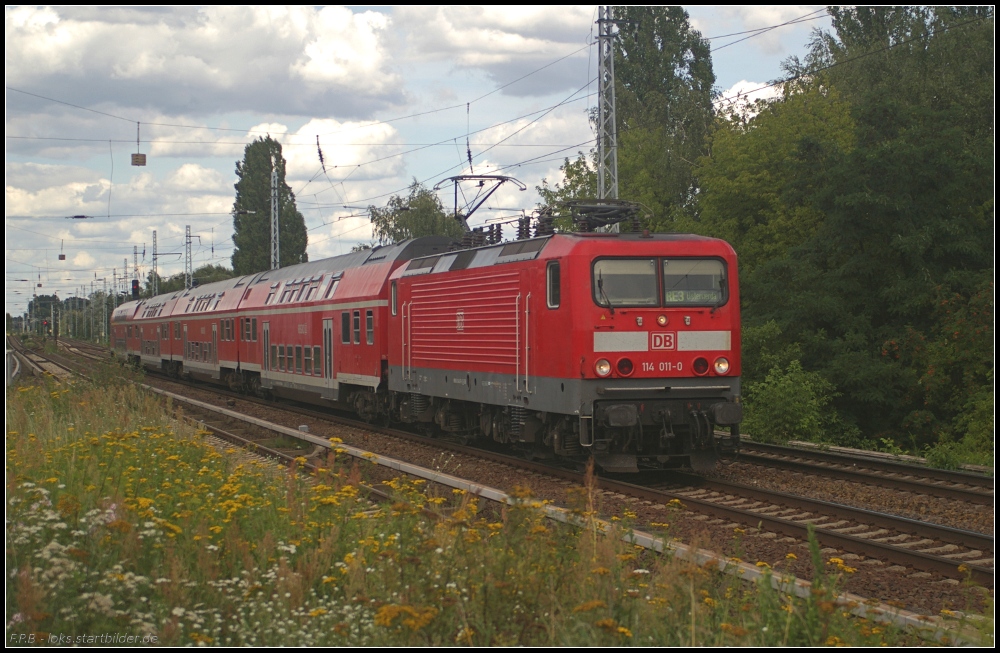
<box><xmin>456</xmin><ymin>310</ymin><xmax>465</xmax><ymax>332</ymax></box>
<box><xmin>651</xmin><ymin>332</ymin><xmax>676</xmax><ymax>350</ymax></box>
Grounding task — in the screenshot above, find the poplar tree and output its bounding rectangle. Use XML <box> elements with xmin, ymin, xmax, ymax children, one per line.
<box><xmin>231</xmin><ymin>136</ymin><xmax>308</xmax><ymax>274</ymax></box>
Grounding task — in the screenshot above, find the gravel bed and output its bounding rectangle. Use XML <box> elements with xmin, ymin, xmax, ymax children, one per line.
<box><xmin>708</xmin><ymin>461</ymin><xmax>994</xmax><ymax>535</ymax></box>
<box><xmin>132</xmin><ymin>375</ymin><xmax>995</xmax><ymax>616</ymax></box>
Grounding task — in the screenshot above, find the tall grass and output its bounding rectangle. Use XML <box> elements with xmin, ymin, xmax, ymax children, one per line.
<box><xmin>6</xmin><ymin>365</ymin><xmax>983</xmax><ymax>646</ymax></box>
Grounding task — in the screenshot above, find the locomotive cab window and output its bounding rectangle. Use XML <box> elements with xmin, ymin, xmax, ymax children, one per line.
<box><xmin>663</xmin><ymin>259</ymin><xmax>726</xmax><ymax>306</ymax></box>
<box><xmin>391</xmin><ymin>281</ymin><xmax>397</xmax><ymax>316</ymax></box>
<box><xmin>546</xmin><ymin>261</ymin><xmax>560</xmax><ymax>309</ymax></box>
<box><xmin>593</xmin><ymin>258</ymin><xmax>659</xmax><ymax>307</ymax></box>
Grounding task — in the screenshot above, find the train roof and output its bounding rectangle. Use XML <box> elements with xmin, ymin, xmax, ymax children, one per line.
<box><xmin>126</xmin><ymin>236</ymin><xmax>457</xmax><ymax>320</ymax></box>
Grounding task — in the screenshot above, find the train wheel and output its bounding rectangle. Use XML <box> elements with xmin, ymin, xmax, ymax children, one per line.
<box><xmin>246</xmin><ymin>375</ymin><xmax>262</xmax><ymax>398</ymax></box>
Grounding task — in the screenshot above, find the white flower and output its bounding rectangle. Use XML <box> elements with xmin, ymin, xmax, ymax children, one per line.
<box><xmin>172</xmin><ymin>607</ymin><xmax>186</xmax><ymax>617</ymax></box>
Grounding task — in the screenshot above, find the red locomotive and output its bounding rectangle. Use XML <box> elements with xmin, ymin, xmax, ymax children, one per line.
<box><xmin>114</xmin><ymin>230</ymin><xmax>741</xmax><ymax>472</ymax></box>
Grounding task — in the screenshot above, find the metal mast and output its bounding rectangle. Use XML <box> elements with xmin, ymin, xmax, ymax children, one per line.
<box><xmin>270</xmin><ymin>157</ymin><xmax>280</xmax><ymax>270</ymax></box>
<box><xmin>152</xmin><ymin>230</ymin><xmax>158</xmax><ymax>295</ymax></box>
<box><xmin>597</xmin><ymin>6</ymin><xmax>619</xmax><ymax>200</ymax></box>
<box><xmin>185</xmin><ymin>225</ymin><xmax>193</xmax><ymax>289</ymax></box>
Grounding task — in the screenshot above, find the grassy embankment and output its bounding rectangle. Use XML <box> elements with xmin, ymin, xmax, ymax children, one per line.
<box><xmin>6</xmin><ymin>361</ymin><xmax>990</xmax><ymax>646</ymax></box>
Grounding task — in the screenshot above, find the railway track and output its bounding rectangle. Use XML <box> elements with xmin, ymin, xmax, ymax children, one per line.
<box><xmin>636</xmin><ymin>473</ymin><xmax>993</xmax><ymax>587</ymax></box>
<box><xmin>38</xmin><ymin>338</ymin><xmax>997</xmax><ymax>592</ymax></box>
<box><xmin>736</xmin><ymin>441</ymin><xmax>993</xmax><ymax>505</ymax></box>
<box><xmin>7</xmin><ymin>336</ymin><xmax>76</xmax><ymax>380</ymax></box>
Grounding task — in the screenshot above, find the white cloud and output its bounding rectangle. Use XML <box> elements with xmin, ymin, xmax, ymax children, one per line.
<box><xmin>717</xmin><ymin>80</ymin><xmax>783</xmax><ymax>118</ymax></box>
<box><xmin>695</xmin><ymin>6</ymin><xmax>826</xmax><ymax>56</ymax></box>
<box><xmin>5</xmin><ymin>6</ymin><xmax>405</xmax><ymax>118</ymax></box>
<box><xmin>393</xmin><ymin>6</ymin><xmax>594</xmax><ymax>96</ymax></box>
<box><xmin>164</xmin><ymin>164</ymin><xmax>228</xmax><ymax>194</ymax></box>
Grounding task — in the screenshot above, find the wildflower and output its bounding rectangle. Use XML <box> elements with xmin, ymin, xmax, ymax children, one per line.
<box><xmin>703</xmin><ymin>597</ymin><xmax>717</xmax><ymax>608</ymax></box>
<box><xmin>328</xmin><ymin>437</ymin><xmax>343</xmax><ymax>444</ymax></box>
<box><xmin>785</xmin><ymin>553</ymin><xmax>797</xmax><ymax>560</ymax></box>
<box><xmin>755</xmin><ymin>561</ymin><xmax>771</xmax><ymax>569</ymax></box>
<box><xmin>616</xmin><ymin>626</ymin><xmax>633</xmax><ymax>638</ymax></box>
<box><xmin>594</xmin><ymin>618</ymin><xmax>617</xmax><ymax>631</ymax></box>
<box><xmin>591</xmin><ymin>567</ymin><xmax>610</xmax><ymax>576</ymax></box>
<box><xmin>455</xmin><ymin>626</ymin><xmax>475</xmax><ymax>645</ymax></box>
<box><xmin>573</xmin><ymin>600</ymin><xmax>606</xmax><ymax>613</ymax></box>
<box><xmin>308</xmin><ymin>608</ymin><xmax>328</xmax><ymax>617</ymax></box>
<box><xmin>720</xmin><ymin>623</ymin><xmax>749</xmax><ymax>636</ymax></box>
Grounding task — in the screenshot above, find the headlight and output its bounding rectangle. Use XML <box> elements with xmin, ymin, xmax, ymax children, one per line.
<box><xmin>616</xmin><ymin>358</ymin><xmax>634</xmax><ymax>376</ymax></box>
<box><xmin>714</xmin><ymin>357</ymin><xmax>730</xmax><ymax>375</ymax></box>
<box><xmin>656</xmin><ymin>314</ymin><xmax>668</xmax><ymax>326</ymax></box>
<box><xmin>595</xmin><ymin>359</ymin><xmax>612</xmax><ymax>377</ymax></box>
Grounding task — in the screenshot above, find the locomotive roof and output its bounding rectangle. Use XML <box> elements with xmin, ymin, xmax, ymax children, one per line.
<box><xmin>397</xmin><ymin>231</ymin><xmax>733</xmax><ymax>278</ymax></box>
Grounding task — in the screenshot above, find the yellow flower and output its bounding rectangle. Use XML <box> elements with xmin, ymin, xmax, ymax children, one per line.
<box><xmin>573</xmin><ymin>600</ymin><xmax>606</xmax><ymax>613</ymax></box>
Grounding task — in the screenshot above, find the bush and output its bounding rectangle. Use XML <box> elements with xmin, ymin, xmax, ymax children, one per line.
<box><xmin>743</xmin><ymin>360</ymin><xmax>838</xmax><ymax>444</ymax></box>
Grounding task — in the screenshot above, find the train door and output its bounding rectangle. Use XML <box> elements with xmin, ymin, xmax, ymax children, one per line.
<box><xmin>261</xmin><ymin>321</ymin><xmax>271</xmax><ymax>389</ymax></box>
<box><xmin>182</xmin><ymin>324</ymin><xmax>188</xmax><ymax>362</ymax></box>
<box><xmin>323</xmin><ymin>318</ymin><xmax>335</xmax><ymax>400</ymax></box>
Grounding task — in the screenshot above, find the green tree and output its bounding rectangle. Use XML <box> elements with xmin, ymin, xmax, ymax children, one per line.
<box><xmin>535</xmin><ymin>151</ymin><xmax>597</xmax><ymax>209</ymax></box>
<box><xmin>151</xmin><ymin>265</ymin><xmax>240</xmax><ymax>295</ymax></box>
<box><xmin>741</xmin><ymin>7</ymin><xmax>994</xmax><ymax>446</ymax></box>
<box><xmin>232</xmin><ymin>136</ymin><xmax>308</xmax><ymax>274</ymax></box>
<box><xmin>369</xmin><ymin>180</ymin><xmax>465</xmax><ymax>245</ymax></box>
<box><xmin>613</xmin><ymin>6</ymin><xmax>716</xmax><ymax>227</ymax></box>
<box><xmin>694</xmin><ymin>84</ymin><xmax>856</xmax><ymax>276</ymax></box>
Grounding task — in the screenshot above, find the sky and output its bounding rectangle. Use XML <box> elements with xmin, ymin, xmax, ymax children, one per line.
<box><xmin>5</xmin><ymin>6</ymin><xmax>833</xmax><ymax>317</ymax></box>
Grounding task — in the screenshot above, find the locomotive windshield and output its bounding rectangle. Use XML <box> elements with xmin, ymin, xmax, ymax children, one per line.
<box><xmin>592</xmin><ymin>257</ymin><xmax>726</xmax><ymax>307</ymax></box>
<box><xmin>593</xmin><ymin>258</ymin><xmax>659</xmax><ymax>306</ymax></box>
<box><xmin>663</xmin><ymin>259</ymin><xmax>725</xmax><ymax>305</ymax></box>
